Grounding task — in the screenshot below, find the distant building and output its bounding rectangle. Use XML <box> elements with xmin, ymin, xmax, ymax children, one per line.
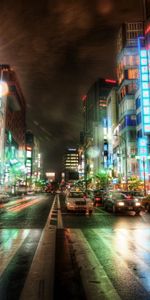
<box><xmin>63</xmin><ymin>147</ymin><xmax>79</xmax><ymax>182</ymax></box>
<box><xmin>83</xmin><ymin>78</ymin><xmax>117</xmax><ymax>178</ymax></box>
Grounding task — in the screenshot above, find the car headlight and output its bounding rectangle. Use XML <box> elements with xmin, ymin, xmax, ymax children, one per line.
<box><xmin>118</xmin><ymin>201</ymin><xmax>125</xmax><ymax>206</ymax></box>
<box><xmin>135</xmin><ymin>202</ymin><xmax>140</xmax><ymax>206</ymax></box>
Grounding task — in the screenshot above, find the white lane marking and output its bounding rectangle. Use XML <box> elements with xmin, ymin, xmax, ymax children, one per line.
<box><xmin>70</xmin><ymin>229</ymin><xmax>121</xmax><ymax>300</ymax></box>
<box><xmin>45</xmin><ymin>195</ymin><xmax>57</xmax><ymax>227</ymax></box>
<box><xmin>20</xmin><ymin>198</ymin><xmax>57</xmax><ymax>300</ymax></box>
<box><xmin>0</xmin><ymin>229</ymin><xmax>30</xmax><ymax>276</ymax></box>
<box><xmin>57</xmin><ymin>194</ymin><xmax>63</xmax><ymax>229</ymax></box>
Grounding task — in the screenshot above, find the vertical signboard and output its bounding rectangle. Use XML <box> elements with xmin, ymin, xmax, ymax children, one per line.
<box><xmin>138</xmin><ymin>137</ymin><xmax>148</xmax><ymax>180</ymax></box>
<box><xmin>138</xmin><ymin>37</ymin><xmax>150</xmax><ymax>134</ymax></box>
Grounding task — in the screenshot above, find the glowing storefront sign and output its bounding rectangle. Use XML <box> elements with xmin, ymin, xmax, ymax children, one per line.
<box><xmin>138</xmin><ymin>37</ymin><xmax>150</xmax><ymax>134</ymax></box>
<box><xmin>138</xmin><ymin>137</ymin><xmax>148</xmax><ymax>180</ymax></box>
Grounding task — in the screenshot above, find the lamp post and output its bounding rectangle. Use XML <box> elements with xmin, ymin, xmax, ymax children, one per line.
<box><xmin>114</xmin><ymin>134</ymin><xmax>128</xmax><ymax>191</ymax></box>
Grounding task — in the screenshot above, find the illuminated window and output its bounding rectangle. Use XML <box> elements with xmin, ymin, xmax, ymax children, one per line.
<box><xmin>127</xmin><ymin>99</ymin><xmax>135</xmax><ymax>110</ymax></box>
<box><xmin>141</xmin><ymin>50</ymin><xmax>147</xmax><ymax>57</ymax></box>
<box><xmin>142</xmin><ymin>66</ymin><xmax>148</xmax><ymax>73</ymax></box>
<box><xmin>128</xmin><ymin>69</ymin><xmax>139</xmax><ymax>79</ymax></box>
<box><xmin>142</xmin><ymin>74</ymin><xmax>148</xmax><ymax>81</ymax></box>
<box><xmin>143</xmin><ymin>98</ymin><xmax>150</xmax><ymax>106</ymax></box>
<box><xmin>144</xmin><ymin>107</ymin><xmax>150</xmax><ymax>114</ymax></box>
<box><xmin>141</xmin><ymin>58</ymin><xmax>147</xmax><ymax>65</ymax></box>
<box><xmin>129</xmin><ymin>56</ymin><xmax>133</xmax><ymax>65</ymax></box>
<box><xmin>144</xmin><ymin>116</ymin><xmax>150</xmax><ymax>123</ymax></box>
<box><xmin>142</xmin><ymin>82</ymin><xmax>149</xmax><ymax>89</ymax></box>
<box><xmin>143</xmin><ymin>90</ymin><xmax>149</xmax><ymax>98</ymax></box>
<box><xmin>26</xmin><ymin>151</ymin><xmax>31</xmax><ymax>158</ymax></box>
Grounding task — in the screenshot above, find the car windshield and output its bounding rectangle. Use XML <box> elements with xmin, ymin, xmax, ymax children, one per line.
<box><xmin>122</xmin><ymin>191</ymin><xmax>144</xmax><ymax>197</ymax></box>
<box><xmin>69</xmin><ymin>192</ymin><xmax>84</xmax><ymax>198</ymax></box>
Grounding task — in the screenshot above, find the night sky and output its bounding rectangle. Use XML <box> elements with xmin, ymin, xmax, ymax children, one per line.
<box><xmin>0</xmin><ymin>0</ymin><xmax>146</xmax><ymax>173</ymax></box>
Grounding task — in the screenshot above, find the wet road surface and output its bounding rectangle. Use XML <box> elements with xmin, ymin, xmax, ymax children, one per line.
<box><xmin>1</xmin><ymin>193</ymin><xmax>150</xmax><ymax>299</ymax></box>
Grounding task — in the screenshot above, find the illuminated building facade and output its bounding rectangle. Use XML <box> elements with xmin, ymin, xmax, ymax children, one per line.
<box><xmin>63</xmin><ymin>148</ymin><xmax>79</xmax><ymax>181</ymax></box>
<box><xmin>134</xmin><ymin>19</ymin><xmax>150</xmax><ymax>181</ymax></box>
<box><xmin>83</xmin><ymin>78</ymin><xmax>117</xmax><ymax>178</ymax></box>
<box><xmin>106</xmin><ymin>88</ymin><xmax>119</xmax><ymax>176</ymax></box>
<box><xmin>25</xmin><ymin>131</ymin><xmax>34</xmax><ymax>179</ymax></box>
<box><xmin>32</xmin><ymin>137</ymin><xmax>41</xmax><ymax>180</ymax></box>
<box><xmin>0</xmin><ymin>65</ymin><xmax>26</xmax><ymax>188</ymax></box>
<box><xmin>116</xmin><ymin>22</ymin><xmax>144</xmax><ymax>180</ymax></box>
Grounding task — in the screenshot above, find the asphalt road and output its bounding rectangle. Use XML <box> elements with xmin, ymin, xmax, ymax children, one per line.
<box><xmin>1</xmin><ymin>192</ymin><xmax>150</xmax><ymax>300</ymax></box>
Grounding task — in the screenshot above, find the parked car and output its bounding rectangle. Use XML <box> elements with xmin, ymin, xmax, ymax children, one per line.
<box><xmin>87</xmin><ymin>189</ymin><xmax>107</xmax><ymax>206</ymax></box>
<box><xmin>141</xmin><ymin>195</ymin><xmax>150</xmax><ymax>212</ymax></box>
<box><xmin>0</xmin><ymin>193</ymin><xmax>9</xmax><ymax>203</ymax></box>
<box><xmin>104</xmin><ymin>191</ymin><xmax>143</xmax><ymax>215</ymax></box>
<box><xmin>65</xmin><ymin>190</ymin><xmax>94</xmax><ymax>214</ymax></box>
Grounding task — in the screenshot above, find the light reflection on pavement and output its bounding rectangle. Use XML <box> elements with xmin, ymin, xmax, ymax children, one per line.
<box><xmin>0</xmin><ymin>229</ymin><xmax>30</xmax><ymax>275</ymax></box>
<box><xmin>0</xmin><ymin>195</ymin><xmax>45</xmax><ymax>213</ymax></box>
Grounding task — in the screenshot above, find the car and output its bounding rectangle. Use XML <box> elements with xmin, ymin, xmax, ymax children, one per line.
<box><xmin>0</xmin><ymin>193</ymin><xmax>9</xmax><ymax>203</ymax></box>
<box><xmin>141</xmin><ymin>195</ymin><xmax>150</xmax><ymax>212</ymax></box>
<box><xmin>121</xmin><ymin>190</ymin><xmax>144</xmax><ymax>200</ymax></box>
<box><xmin>65</xmin><ymin>190</ymin><xmax>94</xmax><ymax>214</ymax></box>
<box><xmin>87</xmin><ymin>189</ymin><xmax>107</xmax><ymax>206</ymax></box>
<box><xmin>104</xmin><ymin>191</ymin><xmax>143</xmax><ymax>215</ymax></box>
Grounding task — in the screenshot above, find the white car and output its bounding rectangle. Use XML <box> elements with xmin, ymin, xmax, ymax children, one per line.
<box><xmin>65</xmin><ymin>191</ymin><xmax>94</xmax><ymax>214</ymax></box>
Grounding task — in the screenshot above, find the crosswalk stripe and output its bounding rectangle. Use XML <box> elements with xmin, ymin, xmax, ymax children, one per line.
<box><xmin>70</xmin><ymin>229</ymin><xmax>121</xmax><ymax>300</ymax></box>
<box><xmin>93</xmin><ymin>228</ymin><xmax>150</xmax><ymax>293</ymax></box>
<box><xmin>0</xmin><ymin>229</ymin><xmax>30</xmax><ymax>276</ymax></box>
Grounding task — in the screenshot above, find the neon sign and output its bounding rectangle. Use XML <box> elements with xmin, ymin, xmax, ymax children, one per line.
<box><xmin>105</xmin><ymin>79</ymin><xmax>116</xmax><ymax>84</ymax></box>
<box><xmin>138</xmin><ymin>137</ymin><xmax>148</xmax><ymax>180</ymax></box>
<box><xmin>138</xmin><ymin>37</ymin><xmax>150</xmax><ymax>134</ymax></box>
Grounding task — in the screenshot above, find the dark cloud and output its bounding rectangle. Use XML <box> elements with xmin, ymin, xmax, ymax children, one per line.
<box><xmin>0</xmin><ymin>0</ymin><xmax>144</xmax><ymax>172</ymax></box>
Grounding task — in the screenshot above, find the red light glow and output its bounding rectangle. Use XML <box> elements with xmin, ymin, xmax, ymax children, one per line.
<box><xmin>145</xmin><ymin>25</ymin><xmax>150</xmax><ymax>35</ymax></box>
<box><xmin>26</xmin><ymin>146</ymin><xmax>32</xmax><ymax>151</ymax></box>
<box><xmin>105</xmin><ymin>79</ymin><xmax>117</xmax><ymax>84</ymax></box>
<box><xmin>81</xmin><ymin>95</ymin><xmax>87</xmax><ymax>101</ymax></box>
<box><xmin>7</xmin><ymin>198</ymin><xmax>41</xmax><ymax>213</ymax></box>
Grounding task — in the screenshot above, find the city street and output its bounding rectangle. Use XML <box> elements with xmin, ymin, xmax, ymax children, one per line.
<box><xmin>1</xmin><ymin>192</ymin><xmax>150</xmax><ymax>299</ymax></box>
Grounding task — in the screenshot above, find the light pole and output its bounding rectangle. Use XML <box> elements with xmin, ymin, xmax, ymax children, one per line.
<box><xmin>114</xmin><ymin>134</ymin><xmax>128</xmax><ymax>191</ymax></box>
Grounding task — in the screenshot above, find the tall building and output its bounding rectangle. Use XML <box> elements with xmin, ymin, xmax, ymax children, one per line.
<box><xmin>107</xmin><ymin>88</ymin><xmax>119</xmax><ymax>176</ymax></box>
<box><xmin>0</xmin><ymin>65</ymin><xmax>26</xmax><ymax>187</ymax></box>
<box><xmin>83</xmin><ymin>78</ymin><xmax>117</xmax><ymax>178</ymax></box>
<box><xmin>134</xmin><ymin>18</ymin><xmax>150</xmax><ymax>183</ymax></box>
<box><xmin>116</xmin><ymin>22</ymin><xmax>144</xmax><ymax>181</ymax></box>
<box><xmin>63</xmin><ymin>147</ymin><xmax>79</xmax><ymax>182</ymax></box>
<box><xmin>25</xmin><ymin>131</ymin><xmax>34</xmax><ymax>179</ymax></box>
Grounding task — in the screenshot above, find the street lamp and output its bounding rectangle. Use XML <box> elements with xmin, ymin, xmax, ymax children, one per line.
<box><xmin>114</xmin><ymin>134</ymin><xmax>128</xmax><ymax>191</ymax></box>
